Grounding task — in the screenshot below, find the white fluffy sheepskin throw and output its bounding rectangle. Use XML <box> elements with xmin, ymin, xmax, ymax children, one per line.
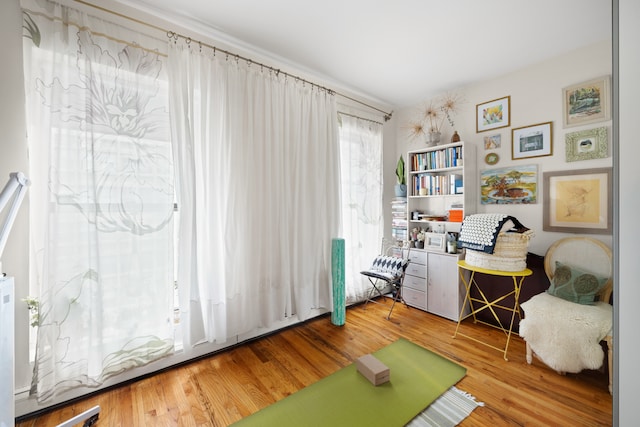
<box><xmin>519</xmin><ymin>292</ymin><xmax>612</xmax><ymax>373</ymax></box>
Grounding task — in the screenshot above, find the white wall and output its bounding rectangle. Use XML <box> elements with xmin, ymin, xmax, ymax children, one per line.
<box><xmin>394</xmin><ymin>41</ymin><xmax>612</xmax><ymax>256</ymax></box>
<box><xmin>0</xmin><ymin>0</ymin><xmax>31</xmax><ymax>400</ymax></box>
<box><xmin>616</xmin><ymin>0</ymin><xmax>640</xmax><ymax>424</ymax></box>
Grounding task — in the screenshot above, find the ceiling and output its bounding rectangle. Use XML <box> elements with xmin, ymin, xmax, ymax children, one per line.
<box><xmin>119</xmin><ymin>0</ymin><xmax>611</xmax><ymax>108</ymax></box>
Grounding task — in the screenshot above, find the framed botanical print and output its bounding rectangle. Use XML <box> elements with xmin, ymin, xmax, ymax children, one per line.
<box><xmin>476</xmin><ymin>96</ymin><xmax>510</xmax><ymax>133</ymax></box>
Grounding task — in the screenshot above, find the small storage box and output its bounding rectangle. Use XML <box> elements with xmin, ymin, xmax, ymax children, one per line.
<box><xmin>356</xmin><ymin>354</ymin><xmax>390</xmax><ymax>386</ymax></box>
<box><xmin>448</xmin><ymin>209</ymin><xmax>463</xmax><ymax>222</ymax></box>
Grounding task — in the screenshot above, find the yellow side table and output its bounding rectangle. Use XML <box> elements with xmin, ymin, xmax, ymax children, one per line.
<box><xmin>453</xmin><ymin>260</ymin><xmax>532</xmax><ymax>360</ymax></box>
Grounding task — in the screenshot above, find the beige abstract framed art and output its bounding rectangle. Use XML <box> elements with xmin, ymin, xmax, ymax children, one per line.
<box><xmin>543</xmin><ymin>167</ymin><xmax>612</xmax><ymax>234</ymax></box>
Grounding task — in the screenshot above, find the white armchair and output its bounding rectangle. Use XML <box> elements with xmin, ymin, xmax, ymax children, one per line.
<box><xmin>519</xmin><ymin>237</ymin><xmax>613</xmax><ymax>394</ymax></box>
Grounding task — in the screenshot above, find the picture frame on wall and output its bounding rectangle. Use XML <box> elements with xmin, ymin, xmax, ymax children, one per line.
<box><xmin>483</xmin><ymin>134</ymin><xmax>501</xmax><ymax>149</ymax></box>
<box><xmin>512</xmin><ymin>121</ymin><xmax>553</xmax><ymax>160</ymax></box>
<box><xmin>484</xmin><ymin>152</ymin><xmax>500</xmax><ymax>165</ymax></box>
<box><xmin>480</xmin><ymin>164</ymin><xmax>537</xmax><ymax>205</ymax></box>
<box><xmin>543</xmin><ymin>167</ymin><xmax>612</xmax><ymax>234</ymax></box>
<box><xmin>476</xmin><ymin>96</ymin><xmax>510</xmax><ymax>133</ymax></box>
<box><xmin>565</xmin><ymin>127</ymin><xmax>608</xmax><ymax>162</ymax></box>
<box><xmin>562</xmin><ymin>75</ymin><xmax>611</xmax><ymax>128</ymax></box>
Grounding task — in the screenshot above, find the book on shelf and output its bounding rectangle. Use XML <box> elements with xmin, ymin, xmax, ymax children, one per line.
<box><xmin>392</xmin><ymin>218</ymin><xmax>408</xmax><ymax>228</ymax></box>
<box><xmin>449</xmin><ymin>174</ymin><xmax>463</xmax><ymax>195</ymax></box>
<box><xmin>412</xmin><ymin>173</ymin><xmax>464</xmax><ymax>196</ymax></box>
<box><xmin>411</xmin><ymin>145</ymin><xmax>464</xmax><ymax>172</ymax></box>
<box><xmin>392</xmin><ymin>228</ymin><xmax>408</xmax><ymax>241</ymax></box>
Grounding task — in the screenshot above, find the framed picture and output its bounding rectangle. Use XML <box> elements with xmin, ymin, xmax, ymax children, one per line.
<box><xmin>562</xmin><ymin>76</ymin><xmax>611</xmax><ymax>128</ymax></box>
<box><xmin>483</xmin><ymin>134</ymin><xmax>501</xmax><ymax>149</ymax></box>
<box><xmin>512</xmin><ymin>121</ymin><xmax>553</xmax><ymax>160</ymax></box>
<box><xmin>480</xmin><ymin>164</ymin><xmax>537</xmax><ymax>205</ymax></box>
<box><xmin>484</xmin><ymin>152</ymin><xmax>499</xmax><ymax>165</ymax></box>
<box><xmin>543</xmin><ymin>168</ymin><xmax>612</xmax><ymax>234</ymax></box>
<box><xmin>424</xmin><ymin>232</ymin><xmax>446</xmax><ymax>252</ymax></box>
<box><xmin>565</xmin><ymin>126</ymin><xmax>608</xmax><ymax>162</ymax></box>
<box><xmin>476</xmin><ymin>96</ymin><xmax>510</xmax><ymax>133</ymax></box>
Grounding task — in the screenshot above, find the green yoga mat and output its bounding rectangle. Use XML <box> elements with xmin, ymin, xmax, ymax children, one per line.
<box><xmin>232</xmin><ymin>338</ymin><xmax>466</xmax><ymax>427</ymax></box>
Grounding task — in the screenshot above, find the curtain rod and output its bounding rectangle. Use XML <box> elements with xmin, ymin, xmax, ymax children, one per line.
<box><xmin>74</xmin><ymin>0</ymin><xmax>393</xmax><ymax>121</ymax></box>
<box><xmin>338</xmin><ymin>111</ymin><xmax>383</xmax><ymax>126</ymax></box>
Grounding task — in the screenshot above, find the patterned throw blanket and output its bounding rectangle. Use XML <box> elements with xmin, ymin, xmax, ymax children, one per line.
<box><xmin>458</xmin><ymin>213</ymin><xmax>529</xmax><ymax>254</ymax></box>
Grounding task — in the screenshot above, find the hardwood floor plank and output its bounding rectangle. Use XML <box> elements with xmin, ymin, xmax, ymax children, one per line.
<box><xmin>16</xmin><ymin>299</ymin><xmax>612</xmax><ymax>426</ymax></box>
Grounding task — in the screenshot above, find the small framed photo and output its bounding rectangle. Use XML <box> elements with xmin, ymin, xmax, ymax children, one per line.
<box><xmin>543</xmin><ymin>168</ymin><xmax>612</xmax><ymax>234</ymax></box>
<box><xmin>484</xmin><ymin>152</ymin><xmax>499</xmax><ymax>165</ymax></box>
<box><xmin>483</xmin><ymin>134</ymin><xmax>501</xmax><ymax>149</ymax></box>
<box><xmin>562</xmin><ymin>76</ymin><xmax>611</xmax><ymax>128</ymax></box>
<box><xmin>476</xmin><ymin>96</ymin><xmax>510</xmax><ymax>133</ymax></box>
<box><xmin>424</xmin><ymin>232</ymin><xmax>446</xmax><ymax>252</ymax></box>
<box><xmin>565</xmin><ymin>127</ymin><xmax>608</xmax><ymax>162</ymax></box>
<box><xmin>512</xmin><ymin>121</ymin><xmax>553</xmax><ymax>160</ymax></box>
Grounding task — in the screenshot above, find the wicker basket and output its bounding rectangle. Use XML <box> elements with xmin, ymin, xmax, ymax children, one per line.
<box><xmin>464</xmin><ymin>230</ymin><xmax>534</xmax><ymax>272</ymax></box>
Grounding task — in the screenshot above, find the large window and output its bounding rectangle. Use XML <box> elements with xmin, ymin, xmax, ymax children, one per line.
<box><xmin>21</xmin><ymin>0</ymin><xmax>342</xmax><ymax>406</ymax></box>
<box><xmin>338</xmin><ymin>114</ymin><xmax>384</xmax><ymax>303</ymax></box>
<box><xmin>22</xmin><ymin>0</ymin><xmax>175</xmax><ymax>402</ymax></box>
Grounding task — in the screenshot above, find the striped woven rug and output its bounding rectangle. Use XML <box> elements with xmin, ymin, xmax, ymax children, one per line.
<box><xmin>408</xmin><ymin>386</ymin><xmax>484</xmax><ymax>427</ymax></box>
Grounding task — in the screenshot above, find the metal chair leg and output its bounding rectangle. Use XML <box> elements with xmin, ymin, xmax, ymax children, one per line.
<box><xmin>363</xmin><ymin>277</ymin><xmax>388</xmax><ymax>309</ymax></box>
<box><xmin>386</xmin><ymin>283</ymin><xmax>408</xmax><ymax>320</ymax></box>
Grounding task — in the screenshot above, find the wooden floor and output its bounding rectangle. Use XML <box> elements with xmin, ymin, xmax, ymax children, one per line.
<box><xmin>16</xmin><ymin>299</ymin><xmax>613</xmax><ymax>426</ymax></box>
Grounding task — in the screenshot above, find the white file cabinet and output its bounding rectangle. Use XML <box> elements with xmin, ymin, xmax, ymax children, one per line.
<box><xmin>402</xmin><ymin>249</ymin><xmax>467</xmax><ymax>321</ymax></box>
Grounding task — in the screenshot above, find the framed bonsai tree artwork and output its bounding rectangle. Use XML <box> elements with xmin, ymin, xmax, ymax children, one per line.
<box><xmin>480</xmin><ymin>165</ymin><xmax>537</xmax><ymax>205</ymax></box>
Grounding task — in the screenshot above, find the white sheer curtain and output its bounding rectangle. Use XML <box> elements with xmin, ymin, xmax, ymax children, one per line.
<box><xmin>338</xmin><ymin>115</ymin><xmax>384</xmax><ymax>304</ymax></box>
<box><xmin>167</xmin><ymin>42</ymin><xmax>340</xmax><ymax>346</ymax></box>
<box><xmin>22</xmin><ymin>0</ymin><xmax>174</xmax><ymax>401</ymax></box>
